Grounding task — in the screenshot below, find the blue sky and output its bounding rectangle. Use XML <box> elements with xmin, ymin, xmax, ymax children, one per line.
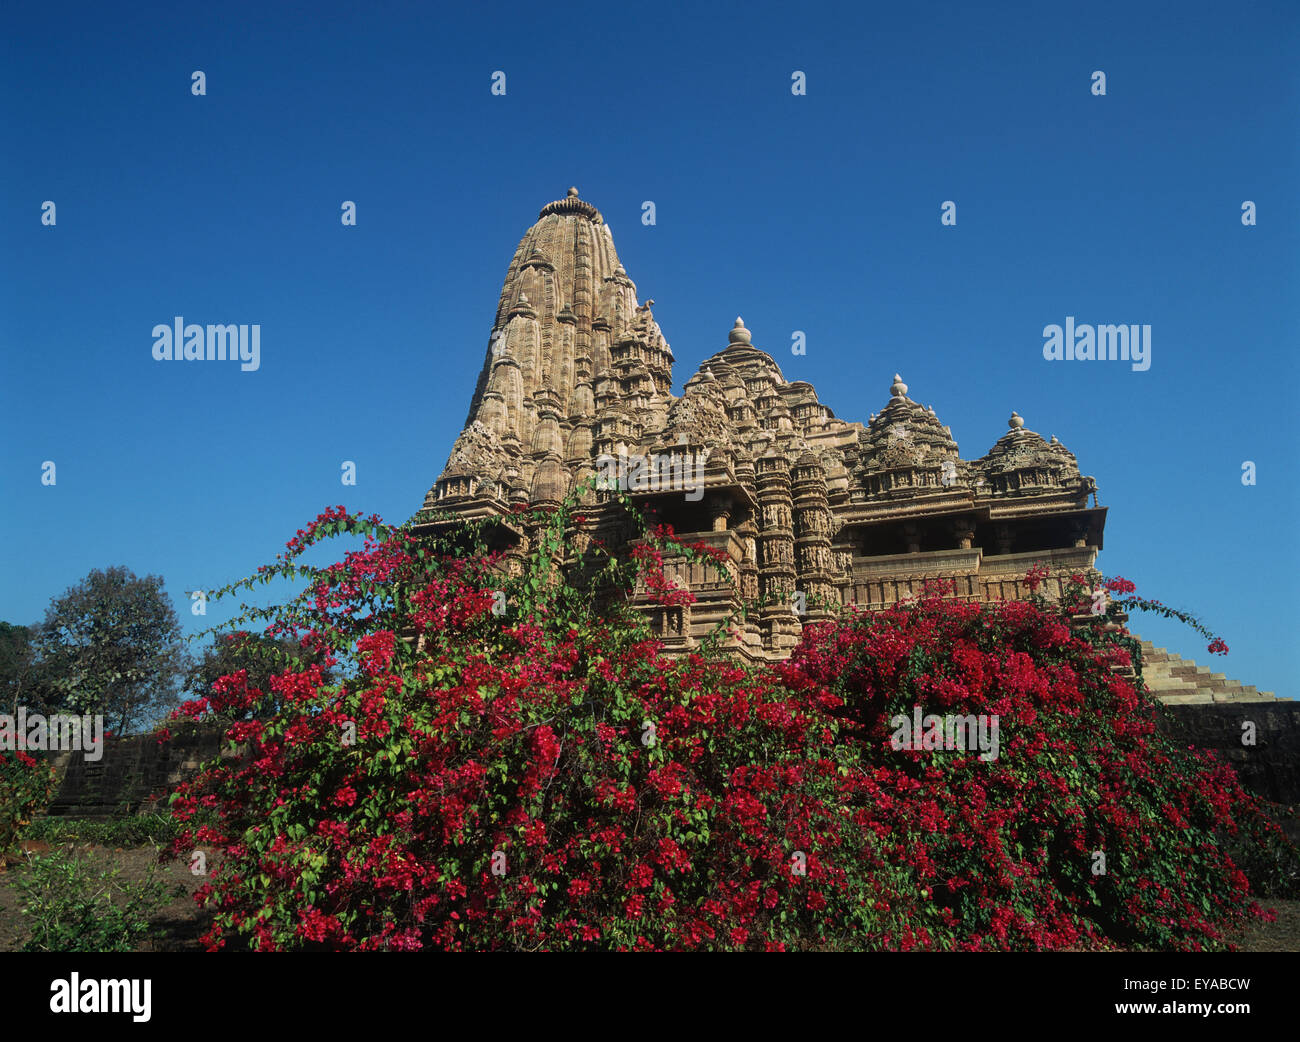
<box><xmin>2</xmin><ymin>0</ymin><xmax>1296</xmax><ymax>698</ymax></box>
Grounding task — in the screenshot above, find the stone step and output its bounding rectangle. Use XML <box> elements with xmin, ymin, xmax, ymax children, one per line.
<box><xmin>1146</xmin><ymin>662</ymin><xmax>1261</xmax><ymax>696</ymax></box>
<box><xmin>1143</xmin><ymin>670</ymin><xmax>1195</xmax><ymax>684</ymax></box>
<box><xmin>1145</xmin><ymin>676</ymin><xmax>1201</xmax><ymax>693</ymax></box>
<box><xmin>1144</xmin><ymin>677</ymin><xmax>1274</xmax><ymax>702</ymax></box>
<box><xmin>1134</xmin><ymin>634</ymin><xmax>1284</xmax><ymax>705</ymax></box>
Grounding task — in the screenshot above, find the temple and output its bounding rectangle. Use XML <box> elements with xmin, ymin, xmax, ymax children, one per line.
<box><xmin>418</xmin><ymin>189</ymin><xmax>1277</xmax><ymax>703</ymax></box>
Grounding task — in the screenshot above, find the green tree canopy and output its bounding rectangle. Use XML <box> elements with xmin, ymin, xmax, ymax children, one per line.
<box><xmin>0</xmin><ymin>621</ymin><xmax>47</xmax><ymax>716</ymax></box>
<box><xmin>33</xmin><ymin>566</ymin><xmax>188</xmax><ymax>735</ymax></box>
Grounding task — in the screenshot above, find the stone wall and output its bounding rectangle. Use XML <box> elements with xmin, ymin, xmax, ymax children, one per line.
<box><xmin>38</xmin><ymin>724</ymin><xmax>226</xmax><ymax>820</ymax></box>
<box><xmin>1156</xmin><ymin>700</ymin><xmax>1300</xmax><ymax>808</ymax></box>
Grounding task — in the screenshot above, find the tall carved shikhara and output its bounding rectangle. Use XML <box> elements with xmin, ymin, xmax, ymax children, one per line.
<box><xmin>420</xmin><ymin>188</ymin><xmax>1107</xmax><ymax>662</ymax></box>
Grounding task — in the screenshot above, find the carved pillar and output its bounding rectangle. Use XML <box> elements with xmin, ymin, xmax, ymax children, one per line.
<box><xmin>792</xmin><ymin>453</ymin><xmax>834</xmax><ymax>623</ymax></box>
<box><xmin>756</xmin><ymin>452</ymin><xmax>800</xmax><ymax>652</ymax></box>
<box><xmin>741</xmin><ymin>533</ymin><xmax>760</xmax><ymax>604</ymax></box>
<box><xmin>950</xmin><ymin>516</ymin><xmax>975</xmax><ymax>550</ymax></box>
<box><xmin>506</xmin><ymin>532</ymin><xmax>531</xmax><ymax>580</ymax></box>
<box><xmin>710</xmin><ymin>495</ymin><xmax>733</xmax><ymax>533</ymax></box>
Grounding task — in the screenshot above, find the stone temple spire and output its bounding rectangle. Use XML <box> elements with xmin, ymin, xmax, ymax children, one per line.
<box><xmin>427</xmin><ymin>187</ymin><xmax>673</xmax><ymax>511</ymax></box>
<box><xmin>420</xmin><ymin>188</ymin><xmax>1117</xmax><ymax>673</ymax></box>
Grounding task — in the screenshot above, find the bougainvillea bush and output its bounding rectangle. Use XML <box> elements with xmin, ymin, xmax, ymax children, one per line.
<box><xmin>161</xmin><ymin>494</ymin><xmax>1297</xmax><ymax>951</ymax></box>
<box><xmin>782</xmin><ymin>570</ymin><xmax>1297</xmax><ymax>951</ymax></box>
<box><xmin>0</xmin><ymin>751</ymin><xmax>56</xmax><ymax>856</ymax></box>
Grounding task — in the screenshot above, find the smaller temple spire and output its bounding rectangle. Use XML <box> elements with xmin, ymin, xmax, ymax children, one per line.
<box><xmin>728</xmin><ymin>317</ymin><xmax>752</xmax><ymax>346</ymax></box>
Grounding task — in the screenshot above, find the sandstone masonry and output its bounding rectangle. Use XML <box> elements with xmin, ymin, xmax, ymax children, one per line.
<box><xmin>418</xmin><ymin>189</ymin><xmax>1278</xmax><ymax>706</ymax></box>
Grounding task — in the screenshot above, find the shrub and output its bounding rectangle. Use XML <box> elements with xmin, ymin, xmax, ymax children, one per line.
<box><xmin>16</xmin><ymin>848</ymin><xmax>173</xmax><ymax>952</ymax></box>
<box><xmin>26</xmin><ymin>813</ymin><xmax>182</xmax><ymax>848</ymax></box>
<box><xmin>780</xmin><ymin>580</ymin><xmax>1297</xmax><ymax>950</ymax></box>
<box><xmin>159</xmin><ymin>494</ymin><xmax>1297</xmax><ymax>950</ymax></box>
<box><xmin>164</xmin><ymin>501</ymin><xmax>895</xmax><ymax>950</ymax></box>
<box><xmin>0</xmin><ymin>751</ymin><xmax>56</xmax><ymax>855</ymax></box>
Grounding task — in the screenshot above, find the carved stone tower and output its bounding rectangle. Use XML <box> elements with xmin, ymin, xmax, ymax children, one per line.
<box><xmin>420</xmin><ymin>188</ymin><xmax>1112</xmax><ymax>663</ymax></box>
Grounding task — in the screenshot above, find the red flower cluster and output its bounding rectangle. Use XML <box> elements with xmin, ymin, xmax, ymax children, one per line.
<box><xmin>161</xmin><ymin>507</ymin><xmax>1294</xmax><ymax>951</ymax></box>
<box><xmin>0</xmin><ymin>750</ymin><xmax>56</xmax><ymax>854</ymax></box>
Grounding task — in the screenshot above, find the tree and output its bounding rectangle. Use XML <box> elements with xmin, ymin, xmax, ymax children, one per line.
<box><xmin>0</xmin><ymin>622</ymin><xmax>45</xmax><ymax>716</ymax></box>
<box><xmin>33</xmin><ymin>567</ymin><xmax>188</xmax><ymax>735</ymax></box>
